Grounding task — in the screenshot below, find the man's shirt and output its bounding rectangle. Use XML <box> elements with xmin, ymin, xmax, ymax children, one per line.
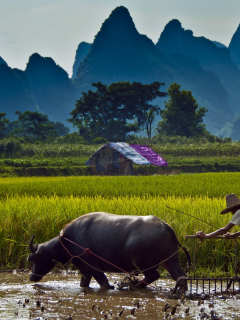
<box><xmin>229</xmin><ymin>209</ymin><xmax>240</xmax><ymax>225</ymax></box>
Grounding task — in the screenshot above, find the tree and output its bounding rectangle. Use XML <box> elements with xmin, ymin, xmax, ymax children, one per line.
<box><xmin>14</xmin><ymin>111</ymin><xmax>57</xmax><ymax>141</ymax></box>
<box><xmin>55</xmin><ymin>132</ymin><xmax>87</xmax><ymax>144</ymax></box>
<box><xmin>0</xmin><ymin>113</ymin><xmax>9</xmax><ymax>139</ymax></box>
<box><xmin>156</xmin><ymin>83</ymin><xmax>207</xmax><ymax>137</ymax></box>
<box><xmin>49</xmin><ymin>121</ymin><xmax>70</xmax><ymax>136</ymax></box>
<box><xmin>144</xmin><ymin>109</ymin><xmax>155</xmax><ymax>139</ymax></box>
<box><xmin>69</xmin><ymin>81</ymin><xmax>167</xmax><ymax>141</ymax></box>
<box><xmin>108</xmin><ymin>81</ymin><xmax>167</xmax><ymax>139</ymax></box>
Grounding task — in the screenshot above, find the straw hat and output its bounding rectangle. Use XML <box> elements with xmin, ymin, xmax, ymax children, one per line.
<box><xmin>220</xmin><ymin>193</ymin><xmax>240</xmax><ymax>214</ymax></box>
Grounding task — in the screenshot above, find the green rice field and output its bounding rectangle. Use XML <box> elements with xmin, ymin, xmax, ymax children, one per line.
<box><xmin>1</xmin><ymin>173</ymin><xmax>240</xmax><ymax>278</ymax></box>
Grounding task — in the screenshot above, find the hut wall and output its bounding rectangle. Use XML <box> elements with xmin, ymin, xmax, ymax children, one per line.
<box><xmin>91</xmin><ymin>146</ymin><xmax>133</xmax><ymax>175</ymax></box>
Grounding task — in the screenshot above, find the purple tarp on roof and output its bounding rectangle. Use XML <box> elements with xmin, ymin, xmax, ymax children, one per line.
<box><xmin>130</xmin><ymin>144</ymin><xmax>168</xmax><ymax>167</ymax></box>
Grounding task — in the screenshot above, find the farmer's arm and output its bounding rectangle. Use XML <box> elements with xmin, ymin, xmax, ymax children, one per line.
<box><xmin>196</xmin><ymin>223</ymin><xmax>234</xmax><ymax>239</ymax></box>
<box><xmin>224</xmin><ymin>230</ymin><xmax>240</xmax><ymax>239</ymax></box>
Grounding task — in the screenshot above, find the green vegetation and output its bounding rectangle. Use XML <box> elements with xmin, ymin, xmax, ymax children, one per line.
<box><xmin>69</xmin><ymin>81</ymin><xmax>167</xmax><ymax>141</ymax></box>
<box><xmin>0</xmin><ymin>112</ymin><xmax>9</xmax><ymax>139</ymax></box>
<box><xmin>13</xmin><ymin>111</ymin><xmax>56</xmax><ymax>141</ymax></box>
<box><xmin>0</xmin><ymin>137</ymin><xmax>239</xmax><ymax>176</ymax></box>
<box><xmin>2</xmin><ymin>110</ymin><xmax>70</xmax><ymax>142</ymax></box>
<box><xmin>0</xmin><ymin>140</ymin><xmax>97</xmax><ymax>157</ymax></box>
<box><xmin>0</xmin><ymin>136</ymin><xmax>240</xmax><ymax>159</ymax></box>
<box><xmin>0</xmin><ymin>157</ymin><xmax>88</xmax><ymax>167</ymax></box>
<box><xmin>157</xmin><ymin>83</ymin><xmax>208</xmax><ymax>137</ymax></box>
<box><xmin>0</xmin><ymin>173</ymin><xmax>239</xmax><ymax>199</ymax></box>
<box><xmin>0</xmin><ymin>174</ymin><xmax>240</xmax><ymax>278</ymax></box>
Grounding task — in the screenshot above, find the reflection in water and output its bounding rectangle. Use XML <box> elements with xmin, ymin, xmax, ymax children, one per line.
<box><xmin>0</xmin><ymin>271</ymin><xmax>240</xmax><ymax>319</ymax></box>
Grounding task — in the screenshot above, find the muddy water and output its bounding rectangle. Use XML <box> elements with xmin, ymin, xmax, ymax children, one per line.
<box><xmin>0</xmin><ymin>272</ymin><xmax>240</xmax><ymax>319</ymax></box>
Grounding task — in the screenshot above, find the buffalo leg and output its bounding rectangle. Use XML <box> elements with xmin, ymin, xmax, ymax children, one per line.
<box><xmin>135</xmin><ymin>269</ymin><xmax>160</xmax><ymax>288</ymax></box>
<box><xmin>162</xmin><ymin>260</ymin><xmax>188</xmax><ymax>293</ymax></box>
<box><xmin>72</xmin><ymin>260</ymin><xmax>93</xmax><ymax>288</ymax></box>
<box><xmin>90</xmin><ymin>269</ymin><xmax>114</xmax><ymax>289</ymax></box>
<box><xmin>80</xmin><ymin>273</ymin><xmax>92</xmax><ymax>288</ymax></box>
<box><xmin>162</xmin><ymin>260</ymin><xmax>186</xmax><ymax>281</ymax></box>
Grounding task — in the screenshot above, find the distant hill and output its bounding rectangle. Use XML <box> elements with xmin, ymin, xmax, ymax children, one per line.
<box><xmin>74</xmin><ymin>7</ymin><xmax>232</xmax><ymax>134</ymax></box>
<box><xmin>213</xmin><ymin>41</ymin><xmax>227</xmax><ymax>49</ymax></box>
<box><xmin>72</xmin><ymin>42</ymin><xmax>92</xmax><ymax>79</ymax></box>
<box><xmin>229</xmin><ymin>24</ymin><xmax>240</xmax><ymax>69</ymax></box>
<box><xmin>1</xmin><ymin>6</ymin><xmax>240</xmax><ymax>136</ymax></box>
<box><xmin>156</xmin><ymin>19</ymin><xmax>240</xmax><ymax>115</ymax></box>
<box><xmin>25</xmin><ymin>53</ymin><xmax>78</xmax><ymax>125</ymax></box>
<box><xmin>0</xmin><ymin>56</ymin><xmax>7</xmax><ymax>66</ymax></box>
<box><xmin>0</xmin><ymin>65</ymin><xmax>38</xmax><ymax>120</ymax></box>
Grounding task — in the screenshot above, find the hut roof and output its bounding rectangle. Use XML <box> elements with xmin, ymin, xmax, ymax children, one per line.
<box><xmin>85</xmin><ymin>142</ymin><xmax>168</xmax><ymax>167</ymax></box>
<box><xmin>130</xmin><ymin>144</ymin><xmax>168</xmax><ymax>166</ymax></box>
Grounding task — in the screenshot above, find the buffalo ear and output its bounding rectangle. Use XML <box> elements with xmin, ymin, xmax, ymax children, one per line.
<box><xmin>28</xmin><ymin>234</ymin><xmax>38</xmax><ymax>253</ymax></box>
<box><xmin>28</xmin><ymin>246</ymin><xmax>44</xmax><ymax>262</ymax></box>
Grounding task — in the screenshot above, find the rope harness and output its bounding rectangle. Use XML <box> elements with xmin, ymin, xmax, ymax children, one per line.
<box><xmin>55</xmin><ymin>234</ymin><xmax>184</xmax><ymax>291</ymax></box>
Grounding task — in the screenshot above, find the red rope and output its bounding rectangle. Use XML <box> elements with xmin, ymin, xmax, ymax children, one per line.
<box><xmin>59</xmin><ymin>234</ymin><xmax>161</xmax><ymax>291</ymax></box>
<box><xmin>58</xmin><ymin>235</ymin><xmax>91</xmax><ymax>259</ymax></box>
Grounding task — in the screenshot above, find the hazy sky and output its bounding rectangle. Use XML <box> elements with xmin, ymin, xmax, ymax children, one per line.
<box><xmin>0</xmin><ymin>0</ymin><xmax>239</xmax><ymax>76</ymax></box>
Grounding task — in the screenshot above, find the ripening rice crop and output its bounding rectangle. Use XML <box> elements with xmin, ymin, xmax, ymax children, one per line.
<box><xmin>0</xmin><ymin>173</ymin><xmax>240</xmax><ymax>199</ymax></box>
<box><xmin>0</xmin><ymin>190</ymin><xmax>238</xmax><ymax>277</ymax></box>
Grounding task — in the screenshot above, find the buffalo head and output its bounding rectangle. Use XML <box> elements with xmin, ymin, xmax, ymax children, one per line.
<box><xmin>28</xmin><ymin>234</ymin><xmax>56</xmax><ymax>282</ymax></box>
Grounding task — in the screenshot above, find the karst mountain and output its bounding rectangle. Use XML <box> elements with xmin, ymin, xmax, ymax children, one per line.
<box><xmin>1</xmin><ymin>6</ymin><xmax>240</xmax><ymax>136</ymax></box>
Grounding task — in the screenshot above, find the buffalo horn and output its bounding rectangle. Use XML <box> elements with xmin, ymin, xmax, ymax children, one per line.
<box><xmin>28</xmin><ymin>234</ymin><xmax>38</xmax><ymax>253</ymax></box>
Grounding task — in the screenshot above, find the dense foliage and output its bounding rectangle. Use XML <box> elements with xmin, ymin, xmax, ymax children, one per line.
<box><xmin>1</xmin><ymin>111</ymin><xmax>70</xmax><ymax>142</ymax></box>
<box><xmin>0</xmin><ymin>112</ymin><xmax>9</xmax><ymax>139</ymax></box>
<box><xmin>69</xmin><ymin>81</ymin><xmax>167</xmax><ymax>142</ymax></box>
<box><xmin>157</xmin><ymin>83</ymin><xmax>208</xmax><ymax>137</ymax></box>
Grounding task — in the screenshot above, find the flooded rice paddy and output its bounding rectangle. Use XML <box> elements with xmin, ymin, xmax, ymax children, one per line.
<box><xmin>0</xmin><ymin>271</ymin><xmax>240</xmax><ymax>319</ymax></box>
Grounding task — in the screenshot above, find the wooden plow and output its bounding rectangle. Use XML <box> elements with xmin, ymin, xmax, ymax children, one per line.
<box><xmin>185</xmin><ymin>235</ymin><xmax>240</xmax><ymax>295</ymax></box>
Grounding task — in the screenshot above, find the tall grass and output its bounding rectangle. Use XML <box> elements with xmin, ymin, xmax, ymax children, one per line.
<box><xmin>0</xmin><ymin>194</ymin><xmax>238</xmax><ymax>277</ymax></box>
<box><xmin>0</xmin><ymin>173</ymin><xmax>240</xmax><ymax>199</ymax></box>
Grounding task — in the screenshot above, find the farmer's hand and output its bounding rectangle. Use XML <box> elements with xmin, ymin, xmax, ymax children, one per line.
<box><xmin>196</xmin><ymin>231</ymin><xmax>207</xmax><ymax>238</ymax></box>
<box><xmin>224</xmin><ymin>232</ymin><xmax>236</xmax><ymax>239</ymax></box>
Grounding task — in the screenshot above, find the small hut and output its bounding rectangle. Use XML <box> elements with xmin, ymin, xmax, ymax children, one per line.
<box><xmin>85</xmin><ymin>142</ymin><xmax>168</xmax><ymax>175</ymax></box>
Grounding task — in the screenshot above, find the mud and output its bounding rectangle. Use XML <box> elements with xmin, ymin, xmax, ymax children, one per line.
<box><xmin>0</xmin><ymin>271</ymin><xmax>240</xmax><ymax>319</ymax></box>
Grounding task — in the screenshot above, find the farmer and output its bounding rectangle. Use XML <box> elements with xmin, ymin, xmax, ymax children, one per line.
<box><xmin>196</xmin><ymin>193</ymin><xmax>240</xmax><ymax>239</ymax></box>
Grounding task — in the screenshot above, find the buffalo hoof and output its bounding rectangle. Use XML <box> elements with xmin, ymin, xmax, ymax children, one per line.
<box><xmin>100</xmin><ymin>284</ymin><xmax>115</xmax><ymax>290</ymax></box>
<box><xmin>172</xmin><ymin>276</ymin><xmax>188</xmax><ymax>294</ymax></box>
<box><xmin>102</xmin><ymin>285</ymin><xmax>114</xmax><ymax>290</ymax></box>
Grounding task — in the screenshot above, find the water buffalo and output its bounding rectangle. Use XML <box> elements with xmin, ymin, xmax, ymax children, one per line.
<box><xmin>28</xmin><ymin>212</ymin><xmax>190</xmax><ymax>291</ymax></box>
